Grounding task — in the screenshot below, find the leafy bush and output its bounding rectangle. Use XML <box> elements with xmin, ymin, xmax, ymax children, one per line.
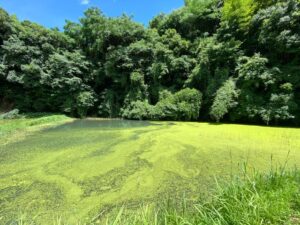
<box><xmin>121</xmin><ymin>100</ymin><xmax>155</xmax><ymax>120</ymax></box>
<box><xmin>121</xmin><ymin>88</ymin><xmax>202</xmax><ymax>121</ymax></box>
<box><xmin>156</xmin><ymin>88</ymin><xmax>202</xmax><ymax>121</ymax></box>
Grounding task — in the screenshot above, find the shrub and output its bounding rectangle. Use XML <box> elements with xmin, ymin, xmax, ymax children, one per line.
<box><xmin>157</xmin><ymin>88</ymin><xmax>202</xmax><ymax>121</ymax></box>
<box><xmin>121</xmin><ymin>100</ymin><xmax>154</xmax><ymax>120</ymax></box>
<box><xmin>121</xmin><ymin>88</ymin><xmax>202</xmax><ymax>121</ymax></box>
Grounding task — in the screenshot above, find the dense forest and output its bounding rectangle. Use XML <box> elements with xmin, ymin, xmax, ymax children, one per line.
<box><xmin>0</xmin><ymin>0</ymin><xmax>299</xmax><ymax>125</ymax></box>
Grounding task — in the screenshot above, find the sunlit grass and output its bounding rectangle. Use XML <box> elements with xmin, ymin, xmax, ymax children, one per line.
<box><xmin>0</xmin><ymin>119</ymin><xmax>300</xmax><ymax>224</ymax></box>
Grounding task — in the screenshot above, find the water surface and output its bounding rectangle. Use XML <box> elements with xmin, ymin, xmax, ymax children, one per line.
<box><xmin>1</xmin><ymin>119</ymin><xmax>300</xmax><ymax>224</ymax></box>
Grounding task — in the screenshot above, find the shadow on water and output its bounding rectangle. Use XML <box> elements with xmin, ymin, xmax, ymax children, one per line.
<box><xmin>45</xmin><ymin>119</ymin><xmax>159</xmax><ymax>132</ymax></box>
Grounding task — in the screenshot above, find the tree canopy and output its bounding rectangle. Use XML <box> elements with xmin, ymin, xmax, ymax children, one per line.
<box><xmin>0</xmin><ymin>0</ymin><xmax>299</xmax><ymax>125</ymax></box>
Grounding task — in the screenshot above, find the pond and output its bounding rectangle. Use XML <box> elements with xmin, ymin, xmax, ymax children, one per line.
<box><xmin>1</xmin><ymin>119</ymin><xmax>300</xmax><ymax>224</ymax></box>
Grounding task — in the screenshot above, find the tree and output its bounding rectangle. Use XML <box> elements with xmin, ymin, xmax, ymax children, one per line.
<box><xmin>234</xmin><ymin>54</ymin><xmax>296</xmax><ymax>124</ymax></box>
<box><xmin>210</xmin><ymin>79</ymin><xmax>239</xmax><ymax>122</ymax></box>
<box><xmin>151</xmin><ymin>0</ymin><xmax>220</xmax><ymax>40</ymax></box>
<box><xmin>222</xmin><ymin>0</ymin><xmax>256</xmax><ymax>32</ymax></box>
<box><xmin>76</xmin><ymin>91</ymin><xmax>96</xmax><ymax>118</ymax></box>
<box><xmin>186</xmin><ymin>36</ymin><xmax>242</xmax><ymax>119</ymax></box>
<box><xmin>0</xmin><ymin>3</ymin><xmax>299</xmax><ymax>124</ymax></box>
<box><xmin>45</xmin><ymin>50</ymin><xmax>93</xmax><ymax>116</ymax></box>
<box><xmin>0</xmin><ymin>8</ymin><xmax>13</xmax><ymax>45</ymax></box>
<box><xmin>251</xmin><ymin>0</ymin><xmax>300</xmax><ymax>60</ymax></box>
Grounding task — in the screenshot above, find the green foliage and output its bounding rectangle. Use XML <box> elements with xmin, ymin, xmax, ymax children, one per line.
<box><xmin>155</xmin><ymin>88</ymin><xmax>202</xmax><ymax>121</ymax></box>
<box><xmin>0</xmin><ymin>8</ymin><xmax>13</xmax><ymax>45</ymax></box>
<box><xmin>45</xmin><ymin>50</ymin><xmax>94</xmax><ymax>116</ymax></box>
<box><xmin>76</xmin><ymin>91</ymin><xmax>96</xmax><ymax>118</ymax></box>
<box><xmin>210</xmin><ymin>79</ymin><xmax>239</xmax><ymax>122</ymax></box>
<box><xmin>98</xmin><ymin>89</ymin><xmax>120</xmax><ymax>117</ymax></box>
<box><xmin>151</xmin><ymin>0</ymin><xmax>220</xmax><ymax>40</ymax></box>
<box><xmin>0</xmin><ymin>0</ymin><xmax>300</xmax><ymax>124</ymax></box>
<box><xmin>234</xmin><ymin>54</ymin><xmax>295</xmax><ymax>124</ymax></box>
<box><xmin>222</xmin><ymin>0</ymin><xmax>257</xmax><ymax>32</ymax></box>
<box><xmin>122</xmin><ymin>88</ymin><xmax>202</xmax><ymax>121</ymax></box>
<box><xmin>221</xmin><ymin>0</ymin><xmax>276</xmax><ymax>36</ymax></box>
<box><xmin>252</xmin><ymin>0</ymin><xmax>300</xmax><ymax>58</ymax></box>
<box><xmin>121</xmin><ymin>100</ymin><xmax>154</xmax><ymax>120</ymax></box>
<box><xmin>186</xmin><ymin>37</ymin><xmax>242</xmax><ymax>119</ymax></box>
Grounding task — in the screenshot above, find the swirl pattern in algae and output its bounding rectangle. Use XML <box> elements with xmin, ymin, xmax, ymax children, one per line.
<box><xmin>1</xmin><ymin>120</ymin><xmax>300</xmax><ymax>224</ymax></box>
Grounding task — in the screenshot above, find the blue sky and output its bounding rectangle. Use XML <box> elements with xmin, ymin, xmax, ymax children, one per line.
<box><xmin>0</xmin><ymin>0</ymin><xmax>184</xmax><ymax>29</ymax></box>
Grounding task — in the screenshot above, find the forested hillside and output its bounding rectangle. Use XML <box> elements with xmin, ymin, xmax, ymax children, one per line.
<box><xmin>0</xmin><ymin>0</ymin><xmax>299</xmax><ymax>125</ymax></box>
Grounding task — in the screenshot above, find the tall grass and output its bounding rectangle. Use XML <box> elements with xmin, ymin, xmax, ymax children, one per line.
<box><xmin>103</xmin><ymin>167</ymin><xmax>300</xmax><ymax>225</ymax></box>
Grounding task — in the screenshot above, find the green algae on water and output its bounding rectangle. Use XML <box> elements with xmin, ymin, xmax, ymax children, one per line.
<box><xmin>0</xmin><ymin>119</ymin><xmax>300</xmax><ymax>224</ymax></box>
